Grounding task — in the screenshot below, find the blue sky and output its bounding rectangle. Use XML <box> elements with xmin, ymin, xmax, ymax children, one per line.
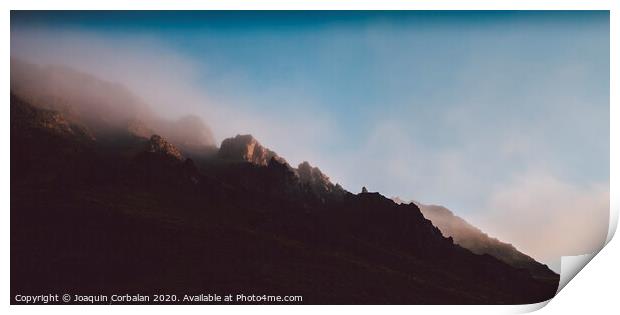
<box><xmin>11</xmin><ymin>11</ymin><xmax>610</xmax><ymax>266</ymax></box>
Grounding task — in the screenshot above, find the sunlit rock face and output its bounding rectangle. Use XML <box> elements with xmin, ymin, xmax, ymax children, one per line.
<box><xmin>297</xmin><ymin>161</ymin><xmax>328</xmax><ymax>185</ymax></box>
<box><xmin>297</xmin><ymin>161</ymin><xmax>333</xmax><ymax>191</ymax></box>
<box><xmin>144</xmin><ymin>134</ymin><xmax>183</xmax><ymax>161</ymax></box>
<box><xmin>11</xmin><ymin>88</ymin><xmax>560</xmax><ymax>304</ymax></box>
<box><xmin>218</xmin><ymin>134</ymin><xmax>283</xmax><ymax>166</ymax></box>
<box><xmin>10</xmin><ymin>93</ymin><xmax>95</xmax><ymax>141</ymax></box>
<box><xmin>295</xmin><ymin>161</ymin><xmax>347</xmax><ymax>201</ymax></box>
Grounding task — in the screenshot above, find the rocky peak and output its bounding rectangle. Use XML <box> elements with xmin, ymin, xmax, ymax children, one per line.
<box><xmin>10</xmin><ymin>93</ymin><xmax>95</xmax><ymax>141</ymax></box>
<box><xmin>297</xmin><ymin>161</ymin><xmax>331</xmax><ymax>187</ymax></box>
<box><xmin>391</xmin><ymin>196</ymin><xmax>407</xmax><ymax>204</ymax></box>
<box><xmin>218</xmin><ymin>134</ymin><xmax>284</xmax><ymax>166</ymax></box>
<box><xmin>296</xmin><ymin>161</ymin><xmax>346</xmax><ymax>198</ymax></box>
<box><xmin>144</xmin><ymin>134</ymin><xmax>183</xmax><ymax>160</ymax></box>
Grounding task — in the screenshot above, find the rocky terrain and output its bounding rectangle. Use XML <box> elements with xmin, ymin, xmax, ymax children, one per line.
<box><xmin>10</xmin><ymin>59</ymin><xmax>217</xmax><ymax>154</ymax></box>
<box><xmin>413</xmin><ymin>202</ymin><xmax>558</xmax><ymax>281</ymax></box>
<box><xmin>10</xmin><ymin>63</ymin><xmax>559</xmax><ymax>304</ymax></box>
<box><xmin>218</xmin><ymin>134</ymin><xmax>282</xmax><ymax>166</ymax></box>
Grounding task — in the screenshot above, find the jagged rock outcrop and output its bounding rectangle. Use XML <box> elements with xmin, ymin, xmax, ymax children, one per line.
<box><xmin>11</xmin><ymin>68</ymin><xmax>560</xmax><ymax>304</ymax></box>
<box><xmin>218</xmin><ymin>134</ymin><xmax>284</xmax><ymax>166</ymax></box>
<box><xmin>143</xmin><ymin>134</ymin><xmax>183</xmax><ymax>161</ymax></box>
<box><xmin>130</xmin><ymin>134</ymin><xmax>204</xmax><ymax>188</ymax></box>
<box><xmin>297</xmin><ymin>161</ymin><xmax>329</xmax><ymax>185</ymax></box>
<box><xmin>11</xmin><ymin>94</ymin><xmax>560</xmax><ymax>305</ymax></box>
<box><xmin>10</xmin><ymin>93</ymin><xmax>95</xmax><ymax>141</ymax></box>
<box><xmin>392</xmin><ymin>198</ymin><xmax>558</xmax><ymax>280</ymax></box>
<box><xmin>10</xmin><ymin>94</ymin><xmax>100</xmax><ymax>188</ymax></box>
<box><xmin>216</xmin><ymin>135</ymin><xmax>345</xmax><ymax>202</ymax></box>
<box><xmin>391</xmin><ymin>196</ymin><xmax>406</xmax><ymax>204</ymax></box>
<box><xmin>296</xmin><ymin>161</ymin><xmax>345</xmax><ymax>198</ymax></box>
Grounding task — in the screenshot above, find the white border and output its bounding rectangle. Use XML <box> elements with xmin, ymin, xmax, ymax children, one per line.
<box><xmin>2</xmin><ymin>1</ymin><xmax>618</xmax><ymax>314</ymax></box>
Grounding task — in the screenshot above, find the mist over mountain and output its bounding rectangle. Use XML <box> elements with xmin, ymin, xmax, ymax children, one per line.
<box><xmin>10</xmin><ymin>62</ymin><xmax>559</xmax><ymax>304</ymax></box>
<box><xmin>296</xmin><ymin>161</ymin><xmax>345</xmax><ymax>197</ymax></box>
<box><xmin>219</xmin><ymin>134</ymin><xmax>283</xmax><ymax>166</ymax></box>
<box><xmin>392</xmin><ymin>198</ymin><xmax>558</xmax><ymax>279</ymax></box>
<box><xmin>10</xmin><ymin>12</ymin><xmax>610</xmax><ymax>284</ymax></box>
<box><xmin>10</xmin><ymin>59</ymin><xmax>216</xmax><ymax>152</ymax></box>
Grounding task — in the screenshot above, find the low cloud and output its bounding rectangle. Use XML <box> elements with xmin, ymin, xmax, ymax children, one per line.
<box><xmin>471</xmin><ymin>171</ymin><xmax>609</xmax><ymax>266</ymax></box>
<box><xmin>325</xmin><ymin>120</ymin><xmax>609</xmax><ymax>267</ymax></box>
<box><xmin>11</xmin><ymin>26</ymin><xmax>609</xmax><ymax>267</ymax></box>
<box><xmin>10</xmin><ymin>28</ymin><xmax>337</xmax><ymax>168</ymax></box>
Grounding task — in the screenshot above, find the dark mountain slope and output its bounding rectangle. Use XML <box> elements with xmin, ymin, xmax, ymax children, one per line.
<box><xmin>10</xmin><ymin>94</ymin><xmax>558</xmax><ymax>304</ymax></box>
<box><xmin>412</xmin><ymin>202</ymin><xmax>557</xmax><ymax>281</ymax></box>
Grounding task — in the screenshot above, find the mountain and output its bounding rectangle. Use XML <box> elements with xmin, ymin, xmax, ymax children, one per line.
<box><xmin>296</xmin><ymin>161</ymin><xmax>346</xmax><ymax>200</ymax></box>
<box><xmin>10</xmin><ymin>68</ymin><xmax>559</xmax><ymax>304</ymax></box>
<box><xmin>10</xmin><ymin>93</ymin><xmax>95</xmax><ymax>142</ymax></box>
<box><xmin>392</xmin><ymin>198</ymin><xmax>558</xmax><ymax>281</ymax></box>
<box><xmin>143</xmin><ymin>134</ymin><xmax>184</xmax><ymax>161</ymax></box>
<box><xmin>10</xmin><ymin>58</ymin><xmax>217</xmax><ymax>154</ymax></box>
<box><xmin>218</xmin><ymin>134</ymin><xmax>283</xmax><ymax>166</ymax></box>
<box><xmin>10</xmin><ymin>59</ymin><xmax>153</xmax><ymax>131</ymax></box>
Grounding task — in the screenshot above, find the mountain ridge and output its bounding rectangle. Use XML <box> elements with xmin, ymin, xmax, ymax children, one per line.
<box><xmin>392</xmin><ymin>198</ymin><xmax>557</xmax><ymax>280</ymax></box>
<box><xmin>11</xmin><ymin>58</ymin><xmax>217</xmax><ymax>153</ymax></box>
<box><xmin>10</xmin><ymin>65</ymin><xmax>559</xmax><ymax>304</ymax></box>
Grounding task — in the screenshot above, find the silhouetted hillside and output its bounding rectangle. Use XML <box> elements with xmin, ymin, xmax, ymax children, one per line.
<box><xmin>392</xmin><ymin>199</ymin><xmax>558</xmax><ymax>281</ymax></box>
<box><xmin>11</xmin><ymin>78</ymin><xmax>559</xmax><ymax>304</ymax></box>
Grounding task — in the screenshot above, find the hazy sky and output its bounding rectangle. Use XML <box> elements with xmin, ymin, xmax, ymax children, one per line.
<box><xmin>11</xmin><ymin>11</ymin><xmax>610</xmax><ymax>267</ymax></box>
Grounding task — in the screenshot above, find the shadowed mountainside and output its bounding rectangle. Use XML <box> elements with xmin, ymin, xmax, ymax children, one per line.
<box><xmin>10</xmin><ymin>65</ymin><xmax>559</xmax><ymax>304</ymax></box>
<box><xmin>393</xmin><ymin>199</ymin><xmax>558</xmax><ymax>281</ymax></box>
